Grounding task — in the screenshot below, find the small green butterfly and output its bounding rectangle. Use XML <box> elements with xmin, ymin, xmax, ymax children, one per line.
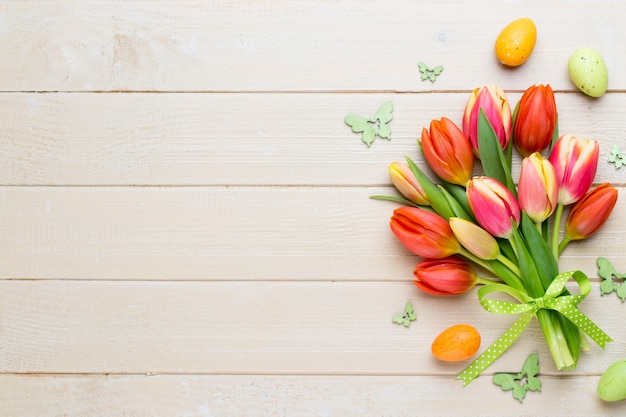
<box><xmin>392</xmin><ymin>301</ymin><xmax>417</xmax><ymax>327</ymax></box>
<box><xmin>608</xmin><ymin>144</ymin><xmax>625</xmax><ymax>169</ymax></box>
<box><xmin>597</xmin><ymin>257</ymin><xmax>626</xmax><ymax>302</ymax></box>
<box><xmin>493</xmin><ymin>353</ymin><xmax>541</xmax><ymax>403</ymax></box>
<box><xmin>344</xmin><ymin>101</ymin><xmax>394</xmax><ymax>147</ymax></box>
<box><xmin>418</xmin><ymin>62</ymin><xmax>444</xmax><ymax>83</ymax></box>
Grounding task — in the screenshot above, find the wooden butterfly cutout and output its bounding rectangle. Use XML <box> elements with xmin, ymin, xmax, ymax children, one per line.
<box><xmin>344</xmin><ymin>101</ymin><xmax>393</xmax><ymax>147</ymax></box>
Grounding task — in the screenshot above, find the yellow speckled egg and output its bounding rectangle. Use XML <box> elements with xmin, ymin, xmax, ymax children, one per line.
<box><xmin>495</xmin><ymin>18</ymin><xmax>537</xmax><ymax>67</ymax></box>
<box><xmin>568</xmin><ymin>48</ymin><xmax>608</xmax><ymax>97</ymax></box>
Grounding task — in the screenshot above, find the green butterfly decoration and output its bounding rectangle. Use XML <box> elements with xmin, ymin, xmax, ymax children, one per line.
<box><xmin>493</xmin><ymin>353</ymin><xmax>541</xmax><ymax>403</ymax></box>
<box><xmin>344</xmin><ymin>101</ymin><xmax>394</xmax><ymax>147</ymax></box>
<box><xmin>418</xmin><ymin>62</ymin><xmax>444</xmax><ymax>83</ymax></box>
<box><xmin>608</xmin><ymin>144</ymin><xmax>625</xmax><ymax>169</ymax></box>
<box><xmin>597</xmin><ymin>257</ymin><xmax>626</xmax><ymax>302</ymax></box>
<box><xmin>392</xmin><ymin>301</ymin><xmax>417</xmax><ymax>327</ymax></box>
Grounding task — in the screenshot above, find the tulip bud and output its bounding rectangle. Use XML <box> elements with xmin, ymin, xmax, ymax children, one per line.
<box><xmin>463</xmin><ymin>85</ymin><xmax>512</xmax><ymax>156</ymax></box>
<box><xmin>513</xmin><ymin>84</ymin><xmax>558</xmax><ymax>157</ymax></box>
<box><xmin>413</xmin><ymin>257</ymin><xmax>478</xmax><ymax>296</ymax></box>
<box><xmin>388</xmin><ymin>162</ymin><xmax>429</xmax><ymax>206</ymax></box>
<box><xmin>421</xmin><ymin>117</ymin><xmax>474</xmax><ymax>186</ymax></box>
<box><xmin>518</xmin><ymin>152</ymin><xmax>558</xmax><ymax>223</ymax></box>
<box><xmin>390</xmin><ymin>206</ymin><xmax>460</xmax><ymax>259</ymax></box>
<box><xmin>449</xmin><ymin>217</ymin><xmax>500</xmax><ymax>260</ymax></box>
<box><xmin>549</xmin><ymin>134</ymin><xmax>599</xmax><ymax>205</ymax></box>
<box><xmin>565</xmin><ymin>183</ymin><xmax>618</xmax><ymax>241</ymax></box>
<box><xmin>466</xmin><ymin>176</ymin><xmax>521</xmax><ymax>239</ymax></box>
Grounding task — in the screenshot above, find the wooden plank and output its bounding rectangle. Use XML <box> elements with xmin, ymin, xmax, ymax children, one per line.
<box><xmin>1</xmin><ymin>1</ymin><xmax>625</xmax><ymax>92</ymax></box>
<box><xmin>2</xmin><ymin>186</ymin><xmax>625</xmax><ymax>280</ymax></box>
<box><xmin>0</xmin><ymin>280</ymin><xmax>623</xmax><ymax>376</ymax></box>
<box><xmin>0</xmin><ymin>374</ymin><xmax>620</xmax><ymax>417</ymax></box>
<box><xmin>1</xmin><ymin>92</ymin><xmax>624</xmax><ymax>186</ymax></box>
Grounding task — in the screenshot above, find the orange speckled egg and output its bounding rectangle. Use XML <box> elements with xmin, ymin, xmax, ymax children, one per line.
<box><xmin>431</xmin><ymin>324</ymin><xmax>481</xmax><ymax>362</ymax></box>
<box><xmin>495</xmin><ymin>18</ymin><xmax>537</xmax><ymax>67</ymax></box>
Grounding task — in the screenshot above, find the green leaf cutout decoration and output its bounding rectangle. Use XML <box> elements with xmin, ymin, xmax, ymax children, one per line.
<box><xmin>418</xmin><ymin>62</ymin><xmax>444</xmax><ymax>83</ymax></box>
<box><xmin>597</xmin><ymin>257</ymin><xmax>626</xmax><ymax>302</ymax></box>
<box><xmin>344</xmin><ymin>101</ymin><xmax>393</xmax><ymax>147</ymax></box>
<box><xmin>608</xmin><ymin>144</ymin><xmax>625</xmax><ymax>169</ymax></box>
<box><xmin>493</xmin><ymin>353</ymin><xmax>541</xmax><ymax>403</ymax></box>
<box><xmin>392</xmin><ymin>302</ymin><xmax>417</xmax><ymax>327</ymax></box>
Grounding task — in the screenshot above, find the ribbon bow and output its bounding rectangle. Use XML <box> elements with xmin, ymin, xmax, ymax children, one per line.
<box><xmin>458</xmin><ymin>270</ymin><xmax>612</xmax><ymax>386</ymax></box>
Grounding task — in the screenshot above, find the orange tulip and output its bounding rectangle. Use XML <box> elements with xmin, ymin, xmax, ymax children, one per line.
<box><xmin>413</xmin><ymin>257</ymin><xmax>478</xmax><ymax>296</ymax></box>
<box><xmin>421</xmin><ymin>117</ymin><xmax>474</xmax><ymax>186</ymax></box>
<box><xmin>565</xmin><ymin>183</ymin><xmax>618</xmax><ymax>241</ymax></box>
<box><xmin>513</xmin><ymin>84</ymin><xmax>558</xmax><ymax>157</ymax></box>
<box><xmin>390</xmin><ymin>206</ymin><xmax>460</xmax><ymax>259</ymax></box>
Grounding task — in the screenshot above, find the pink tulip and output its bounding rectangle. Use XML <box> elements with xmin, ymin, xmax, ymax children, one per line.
<box><xmin>413</xmin><ymin>257</ymin><xmax>478</xmax><ymax>296</ymax></box>
<box><xmin>390</xmin><ymin>206</ymin><xmax>460</xmax><ymax>258</ymax></box>
<box><xmin>518</xmin><ymin>152</ymin><xmax>558</xmax><ymax>223</ymax></box>
<box><xmin>549</xmin><ymin>134</ymin><xmax>599</xmax><ymax>205</ymax></box>
<box><xmin>388</xmin><ymin>162</ymin><xmax>429</xmax><ymax>206</ymax></box>
<box><xmin>463</xmin><ymin>85</ymin><xmax>512</xmax><ymax>156</ymax></box>
<box><xmin>466</xmin><ymin>177</ymin><xmax>520</xmax><ymax>239</ymax></box>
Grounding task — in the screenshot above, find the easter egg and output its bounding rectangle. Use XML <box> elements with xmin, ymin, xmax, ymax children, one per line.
<box><xmin>598</xmin><ymin>359</ymin><xmax>626</xmax><ymax>402</ymax></box>
<box><xmin>431</xmin><ymin>324</ymin><xmax>481</xmax><ymax>362</ymax></box>
<box><xmin>568</xmin><ymin>48</ymin><xmax>608</xmax><ymax>97</ymax></box>
<box><xmin>495</xmin><ymin>18</ymin><xmax>537</xmax><ymax>67</ymax></box>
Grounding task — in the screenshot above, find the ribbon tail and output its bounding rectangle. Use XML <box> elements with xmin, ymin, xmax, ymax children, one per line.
<box><xmin>458</xmin><ymin>311</ymin><xmax>534</xmax><ymax>386</ymax></box>
<box><xmin>553</xmin><ymin>303</ymin><xmax>613</xmax><ymax>348</ymax></box>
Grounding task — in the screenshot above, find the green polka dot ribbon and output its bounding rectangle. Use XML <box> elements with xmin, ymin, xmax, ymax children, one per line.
<box><xmin>458</xmin><ymin>270</ymin><xmax>612</xmax><ymax>386</ymax></box>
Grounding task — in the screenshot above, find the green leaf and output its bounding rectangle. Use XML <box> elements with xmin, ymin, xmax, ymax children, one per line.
<box><xmin>406</xmin><ymin>157</ymin><xmax>455</xmax><ymax>220</ymax></box>
<box><xmin>438</xmin><ymin>185</ymin><xmax>473</xmax><ymax>221</ymax></box>
<box><xmin>520</xmin><ymin>213</ymin><xmax>558</xmax><ymax>291</ymax></box>
<box><xmin>369</xmin><ymin>194</ymin><xmax>422</xmax><ymax>207</ymax></box>
<box><xmin>511</xmin><ymin>227</ymin><xmax>543</xmax><ymax>297</ymax></box>
<box><xmin>477</xmin><ymin>110</ymin><xmax>517</xmax><ymax>197</ymax></box>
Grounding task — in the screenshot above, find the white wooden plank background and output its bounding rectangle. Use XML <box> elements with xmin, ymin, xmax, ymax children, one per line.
<box><xmin>2</xmin><ymin>1</ymin><xmax>625</xmax><ymax>416</ymax></box>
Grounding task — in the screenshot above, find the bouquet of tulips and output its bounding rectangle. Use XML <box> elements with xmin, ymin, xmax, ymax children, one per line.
<box><xmin>376</xmin><ymin>84</ymin><xmax>618</xmax><ymax>385</ymax></box>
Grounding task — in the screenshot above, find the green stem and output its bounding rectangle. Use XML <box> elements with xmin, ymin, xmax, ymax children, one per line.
<box><xmin>459</xmin><ymin>248</ymin><xmax>526</xmax><ymax>294</ymax></box>
<box><xmin>477</xmin><ymin>276</ymin><xmax>500</xmax><ymax>286</ymax></box>
<box><xmin>534</xmin><ymin>221</ymin><xmax>543</xmax><ymax>236</ymax></box>
<box><xmin>551</xmin><ymin>204</ymin><xmax>565</xmax><ymax>260</ymax></box>
<box><xmin>536</xmin><ymin>309</ymin><xmax>575</xmax><ymax>371</ymax></box>
<box><xmin>458</xmin><ymin>248</ymin><xmax>495</xmax><ymax>273</ymax></box>
<box><xmin>495</xmin><ymin>253</ymin><xmax>521</xmax><ymax>277</ymax></box>
<box><xmin>558</xmin><ymin>236</ymin><xmax>571</xmax><ymax>256</ymax></box>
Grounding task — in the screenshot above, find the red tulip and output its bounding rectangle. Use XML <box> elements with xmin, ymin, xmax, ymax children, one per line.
<box><xmin>413</xmin><ymin>257</ymin><xmax>478</xmax><ymax>296</ymax></box>
<box><xmin>513</xmin><ymin>84</ymin><xmax>558</xmax><ymax>157</ymax></box>
<box><xmin>518</xmin><ymin>152</ymin><xmax>558</xmax><ymax>223</ymax></box>
<box><xmin>390</xmin><ymin>206</ymin><xmax>460</xmax><ymax>258</ymax></box>
<box><xmin>549</xmin><ymin>134</ymin><xmax>599</xmax><ymax>205</ymax></box>
<box><xmin>466</xmin><ymin>176</ymin><xmax>520</xmax><ymax>239</ymax></box>
<box><xmin>565</xmin><ymin>183</ymin><xmax>618</xmax><ymax>241</ymax></box>
<box><xmin>463</xmin><ymin>85</ymin><xmax>512</xmax><ymax>156</ymax></box>
<box><xmin>388</xmin><ymin>162</ymin><xmax>429</xmax><ymax>206</ymax></box>
<box><xmin>421</xmin><ymin>117</ymin><xmax>474</xmax><ymax>186</ymax></box>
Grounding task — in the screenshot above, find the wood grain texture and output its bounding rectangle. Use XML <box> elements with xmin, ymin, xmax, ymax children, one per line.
<box><xmin>1</xmin><ymin>1</ymin><xmax>625</xmax><ymax>92</ymax></box>
<box><xmin>0</xmin><ymin>280</ymin><xmax>623</xmax><ymax>375</ymax></box>
<box><xmin>1</xmin><ymin>92</ymin><xmax>624</xmax><ymax>186</ymax></box>
<box><xmin>2</xmin><ymin>186</ymin><xmax>625</xmax><ymax>280</ymax></box>
<box><xmin>0</xmin><ymin>375</ymin><xmax>621</xmax><ymax>417</ymax></box>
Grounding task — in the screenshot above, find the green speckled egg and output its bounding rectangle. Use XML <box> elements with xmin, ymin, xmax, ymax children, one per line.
<box><xmin>568</xmin><ymin>48</ymin><xmax>608</xmax><ymax>97</ymax></box>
